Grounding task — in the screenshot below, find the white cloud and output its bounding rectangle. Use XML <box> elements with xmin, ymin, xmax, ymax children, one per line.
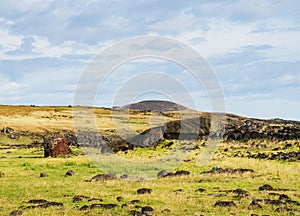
<box><xmin>0</xmin><ymin>0</ymin><xmax>299</xmax><ymax>120</ymax></box>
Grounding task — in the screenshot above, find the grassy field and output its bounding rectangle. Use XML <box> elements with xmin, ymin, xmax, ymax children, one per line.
<box><xmin>0</xmin><ymin>106</ymin><xmax>299</xmax><ymax>215</ymax></box>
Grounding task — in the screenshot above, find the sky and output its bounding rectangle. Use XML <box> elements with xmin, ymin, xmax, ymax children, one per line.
<box><xmin>0</xmin><ymin>0</ymin><xmax>299</xmax><ymax>120</ymax></box>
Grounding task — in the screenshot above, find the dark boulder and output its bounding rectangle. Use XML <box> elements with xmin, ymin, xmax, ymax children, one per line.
<box><xmin>137</xmin><ymin>188</ymin><xmax>152</xmax><ymax>194</ymax></box>
<box><xmin>40</xmin><ymin>173</ymin><xmax>49</xmax><ymax>178</ymax></box>
<box><xmin>214</xmin><ymin>201</ymin><xmax>237</xmax><ymax>207</ymax></box>
<box><xmin>259</xmin><ymin>184</ymin><xmax>274</xmax><ymax>191</ymax></box>
<box><xmin>65</xmin><ymin>170</ymin><xmax>74</xmax><ymax>177</ymax></box>
<box><xmin>9</xmin><ymin>210</ymin><xmax>23</xmax><ymax>216</ymax></box>
<box><xmin>90</xmin><ymin>173</ymin><xmax>117</xmax><ymax>181</ymax></box>
<box><xmin>141</xmin><ymin>206</ymin><xmax>154</xmax><ymax>215</ymax></box>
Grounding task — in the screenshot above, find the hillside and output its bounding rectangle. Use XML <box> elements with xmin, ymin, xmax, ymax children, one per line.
<box><xmin>121</xmin><ymin>100</ymin><xmax>188</xmax><ymax>112</ymax></box>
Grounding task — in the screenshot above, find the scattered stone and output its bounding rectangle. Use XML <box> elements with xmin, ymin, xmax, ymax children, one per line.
<box><xmin>208</xmin><ymin>193</ymin><xmax>227</xmax><ymax>197</ymax></box>
<box><xmin>65</xmin><ymin>170</ymin><xmax>74</xmax><ymax>177</ymax></box>
<box><xmin>203</xmin><ymin>166</ymin><xmax>254</xmax><ymax>174</ymax></box>
<box><xmin>161</xmin><ymin>208</ymin><xmax>171</xmax><ymax>213</ymax></box>
<box><xmin>88</xmin><ymin>198</ymin><xmax>103</xmax><ymax>202</ymax></box>
<box><xmin>161</xmin><ymin>172</ymin><xmax>175</xmax><ymax>178</ymax></box>
<box><xmin>173</xmin><ymin>189</ymin><xmax>183</xmax><ymax>193</ymax></box>
<box><xmin>9</xmin><ymin>132</ymin><xmax>20</xmax><ymax>139</ymax></box>
<box><xmin>259</xmin><ymin>184</ymin><xmax>274</xmax><ymax>191</ymax></box>
<box><xmin>2</xmin><ymin>126</ymin><xmax>15</xmax><ymax>134</ymax></box>
<box><xmin>285</xmin><ymin>200</ymin><xmax>300</xmax><ymax>206</ymax></box>
<box><xmin>24</xmin><ymin>201</ymin><xmax>63</xmax><ymax>209</ymax></box>
<box><xmin>39</xmin><ymin>202</ymin><xmax>63</xmax><ymax>208</ymax></box>
<box><xmin>129</xmin><ymin>200</ymin><xmax>140</xmax><ymax>204</ymax></box>
<box><xmin>117</xmin><ymin>196</ymin><xmax>123</xmax><ymax>202</ymax></box>
<box><xmin>249</xmin><ymin>200</ymin><xmax>262</xmax><ymax>209</ymax></box>
<box><xmin>174</xmin><ymin>170</ymin><xmax>190</xmax><ymax>176</ymax></box>
<box><xmin>90</xmin><ymin>173</ymin><xmax>117</xmax><ymax>181</ymax></box>
<box><xmin>137</xmin><ymin>188</ymin><xmax>152</xmax><ymax>194</ymax></box>
<box><xmin>264</xmin><ymin>199</ymin><xmax>284</xmax><ymax>205</ymax></box>
<box><xmin>79</xmin><ymin>205</ymin><xmax>89</xmax><ymax>211</ymax></box>
<box><xmin>159</xmin><ymin>170</ymin><xmax>190</xmax><ymax>178</ymax></box>
<box><xmin>40</xmin><ymin>173</ymin><xmax>49</xmax><ymax>178</ymax></box>
<box><xmin>269</xmin><ymin>192</ymin><xmax>281</xmax><ymax>196</ymax></box>
<box><xmin>195</xmin><ymin>188</ymin><xmax>206</xmax><ymax>192</ymax></box>
<box><xmin>9</xmin><ymin>210</ymin><xmax>23</xmax><ymax>216</ymax></box>
<box><xmin>120</xmin><ymin>174</ymin><xmax>129</xmax><ymax>179</ymax></box>
<box><xmin>73</xmin><ymin>195</ymin><xmax>90</xmax><ymax>203</ymax></box>
<box><xmin>232</xmin><ymin>188</ymin><xmax>248</xmax><ymax>197</ymax></box>
<box><xmin>141</xmin><ymin>206</ymin><xmax>154</xmax><ymax>215</ymax></box>
<box><xmin>129</xmin><ymin>210</ymin><xmax>142</xmax><ymax>216</ymax></box>
<box><xmin>0</xmin><ymin>172</ymin><xmax>4</xmax><ymax>177</ymax></box>
<box><xmin>90</xmin><ymin>203</ymin><xmax>117</xmax><ymax>209</ymax></box>
<box><xmin>279</xmin><ymin>194</ymin><xmax>291</xmax><ymax>200</ymax></box>
<box><xmin>157</xmin><ymin>170</ymin><xmax>168</xmax><ymax>178</ymax></box>
<box><xmin>275</xmin><ymin>206</ymin><xmax>293</xmax><ymax>212</ymax></box>
<box><xmin>250</xmin><ymin>151</ymin><xmax>300</xmax><ymax>161</ymax></box>
<box><xmin>27</xmin><ymin>199</ymin><xmax>48</xmax><ymax>204</ymax></box>
<box><xmin>214</xmin><ymin>201</ymin><xmax>237</xmax><ymax>207</ymax></box>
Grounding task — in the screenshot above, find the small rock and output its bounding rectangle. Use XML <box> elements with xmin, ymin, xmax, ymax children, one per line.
<box><xmin>175</xmin><ymin>170</ymin><xmax>190</xmax><ymax>176</ymax></box>
<box><xmin>249</xmin><ymin>200</ymin><xmax>262</xmax><ymax>209</ymax></box>
<box><xmin>87</xmin><ymin>198</ymin><xmax>103</xmax><ymax>202</ymax></box>
<box><xmin>90</xmin><ymin>203</ymin><xmax>117</xmax><ymax>209</ymax></box>
<box><xmin>161</xmin><ymin>208</ymin><xmax>171</xmax><ymax>213</ymax></box>
<box><xmin>173</xmin><ymin>189</ymin><xmax>183</xmax><ymax>193</ymax></box>
<box><xmin>264</xmin><ymin>199</ymin><xmax>284</xmax><ymax>205</ymax></box>
<box><xmin>73</xmin><ymin>195</ymin><xmax>90</xmax><ymax>203</ymax></box>
<box><xmin>65</xmin><ymin>170</ymin><xmax>74</xmax><ymax>177</ymax></box>
<box><xmin>208</xmin><ymin>193</ymin><xmax>227</xmax><ymax>197</ymax></box>
<box><xmin>40</xmin><ymin>173</ymin><xmax>49</xmax><ymax>178</ymax></box>
<box><xmin>0</xmin><ymin>172</ymin><xmax>4</xmax><ymax>177</ymax></box>
<box><xmin>195</xmin><ymin>188</ymin><xmax>206</xmax><ymax>192</ymax></box>
<box><xmin>129</xmin><ymin>210</ymin><xmax>142</xmax><ymax>216</ymax></box>
<box><xmin>117</xmin><ymin>196</ymin><xmax>123</xmax><ymax>202</ymax></box>
<box><xmin>91</xmin><ymin>173</ymin><xmax>117</xmax><ymax>181</ymax></box>
<box><xmin>120</xmin><ymin>174</ymin><xmax>129</xmax><ymax>179</ymax></box>
<box><xmin>129</xmin><ymin>200</ymin><xmax>140</xmax><ymax>204</ymax></box>
<box><xmin>27</xmin><ymin>199</ymin><xmax>48</xmax><ymax>204</ymax></box>
<box><xmin>232</xmin><ymin>188</ymin><xmax>248</xmax><ymax>197</ymax></box>
<box><xmin>279</xmin><ymin>194</ymin><xmax>290</xmax><ymax>200</ymax></box>
<box><xmin>24</xmin><ymin>201</ymin><xmax>63</xmax><ymax>209</ymax></box>
<box><xmin>141</xmin><ymin>206</ymin><xmax>154</xmax><ymax>215</ymax></box>
<box><xmin>137</xmin><ymin>188</ymin><xmax>152</xmax><ymax>194</ymax></box>
<box><xmin>79</xmin><ymin>205</ymin><xmax>90</xmax><ymax>211</ymax></box>
<box><xmin>214</xmin><ymin>201</ymin><xmax>237</xmax><ymax>207</ymax></box>
<box><xmin>157</xmin><ymin>170</ymin><xmax>168</xmax><ymax>178</ymax></box>
<box><xmin>9</xmin><ymin>210</ymin><xmax>23</xmax><ymax>216</ymax></box>
<box><xmin>259</xmin><ymin>184</ymin><xmax>274</xmax><ymax>191</ymax></box>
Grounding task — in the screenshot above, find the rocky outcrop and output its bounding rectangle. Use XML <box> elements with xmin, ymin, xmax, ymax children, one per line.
<box><xmin>224</xmin><ymin>117</ymin><xmax>300</xmax><ymax>141</ymax></box>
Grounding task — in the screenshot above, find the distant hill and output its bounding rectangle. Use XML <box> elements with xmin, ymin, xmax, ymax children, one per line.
<box><xmin>121</xmin><ymin>100</ymin><xmax>188</xmax><ymax>112</ymax></box>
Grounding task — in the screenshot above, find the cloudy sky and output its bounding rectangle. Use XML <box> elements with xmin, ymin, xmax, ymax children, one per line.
<box><xmin>0</xmin><ymin>0</ymin><xmax>299</xmax><ymax>120</ymax></box>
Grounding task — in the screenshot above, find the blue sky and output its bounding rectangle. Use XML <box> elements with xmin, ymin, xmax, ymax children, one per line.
<box><xmin>0</xmin><ymin>0</ymin><xmax>299</xmax><ymax>120</ymax></box>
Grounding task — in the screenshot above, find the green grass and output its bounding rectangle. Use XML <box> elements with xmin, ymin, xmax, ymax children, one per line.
<box><xmin>0</xmin><ymin>146</ymin><xmax>299</xmax><ymax>216</ymax></box>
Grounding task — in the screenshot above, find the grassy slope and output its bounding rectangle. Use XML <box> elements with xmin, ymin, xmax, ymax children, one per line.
<box><xmin>0</xmin><ymin>106</ymin><xmax>299</xmax><ymax>215</ymax></box>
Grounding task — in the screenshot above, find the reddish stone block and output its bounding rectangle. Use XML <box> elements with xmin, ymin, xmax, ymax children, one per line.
<box><xmin>44</xmin><ymin>136</ymin><xmax>69</xmax><ymax>157</ymax></box>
